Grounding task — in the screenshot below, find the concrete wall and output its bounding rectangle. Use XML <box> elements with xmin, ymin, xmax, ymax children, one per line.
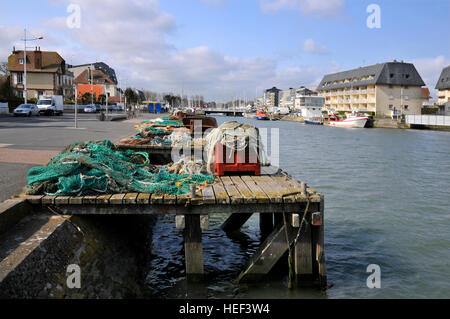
<box><xmin>0</xmin><ymin>205</ymin><xmax>155</xmax><ymax>299</ymax></box>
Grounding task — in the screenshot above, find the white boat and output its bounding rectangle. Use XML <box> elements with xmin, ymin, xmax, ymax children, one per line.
<box><xmin>327</xmin><ymin>112</ymin><xmax>368</xmax><ymax>128</ymax></box>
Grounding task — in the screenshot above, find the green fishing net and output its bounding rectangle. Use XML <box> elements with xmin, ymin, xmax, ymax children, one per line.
<box><xmin>25</xmin><ymin>139</ymin><xmax>214</xmax><ymax>196</ymax></box>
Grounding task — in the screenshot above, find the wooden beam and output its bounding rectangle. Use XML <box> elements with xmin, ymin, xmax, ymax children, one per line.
<box><xmin>221</xmin><ymin>213</ymin><xmax>253</xmax><ymax>233</ymax></box>
<box><xmin>237</xmin><ymin>222</ymin><xmax>297</xmax><ymax>283</ymax></box>
<box><xmin>184</xmin><ymin>214</ymin><xmax>204</xmax><ymax>282</ymax></box>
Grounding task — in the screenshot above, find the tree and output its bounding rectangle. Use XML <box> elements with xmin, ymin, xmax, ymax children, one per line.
<box><xmin>0</xmin><ymin>62</ymin><xmax>9</xmax><ymax>77</ymax></box>
<box><xmin>98</xmin><ymin>94</ymin><xmax>106</xmax><ymax>105</ymax></box>
<box><xmin>0</xmin><ymin>76</ymin><xmax>14</xmax><ymax>99</ymax></box>
<box><xmin>124</xmin><ymin>88</ymin><xmax>138</xmax><ymax>105</ymax></box>
<box><xmin>81</xmin><ymin>92</ymin><xmax>92</xmax><ymax>105</ymax></box>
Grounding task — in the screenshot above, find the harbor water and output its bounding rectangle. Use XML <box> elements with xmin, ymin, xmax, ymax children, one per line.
<box><xmin>145</xmin><ymin>116</ymin><xmax>450</xmax><ymax>299</ymax></box>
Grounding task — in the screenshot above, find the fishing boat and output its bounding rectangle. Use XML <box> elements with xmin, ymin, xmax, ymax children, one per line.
<box><xmin>327</xmin><ymin>112</ymin><xmax>368</xmax><ymax>128</ymax></box>
<box><xmin>304</xmin><ymin>118</ymin><xmax>323</xmax><ymax>125</ymax></box>
<box><xmin>254</xmin><ymin>110</ymin><xmax>269</xmax><ymax>120</ymax></box>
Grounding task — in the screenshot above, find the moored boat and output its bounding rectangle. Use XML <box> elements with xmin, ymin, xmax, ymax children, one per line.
<box><xmin>327</xmin><ymin>113</ymin><xmax>368</xmax><ymax>128</ymax></box>
<box><xmin>254</xmin><ymin>110</ymin><xmax>269</xmax><ymax>120</ymax></box>
<box><xmin>304</xmin><ymin>118</ymin><xmax>323</xmax><ymax>125</ymax></box>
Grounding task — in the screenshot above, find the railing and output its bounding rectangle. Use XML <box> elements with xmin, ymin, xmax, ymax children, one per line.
<box><xmin>405</xmin><ymin>115</ymin><xmax>450</xmax><ymax>126</ymax></box>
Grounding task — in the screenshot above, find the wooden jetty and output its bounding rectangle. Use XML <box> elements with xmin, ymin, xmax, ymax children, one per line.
<box><xmin>21</xmin><ymin>168</ymin><xmax>326</xmax><ymax>288</ymax></box>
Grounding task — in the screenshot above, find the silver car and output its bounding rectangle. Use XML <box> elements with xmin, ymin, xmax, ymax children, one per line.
<box><xmin>13</xmin><ymin>104</ymin><xmax>40</xmax><ymax>117</ymax></box>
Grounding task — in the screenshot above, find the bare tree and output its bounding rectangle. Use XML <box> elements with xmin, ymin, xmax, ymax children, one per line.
<box><xmin>0</xmin><ymin>62</ymin><xmax>9</xmax><ymax>77</ymax></box>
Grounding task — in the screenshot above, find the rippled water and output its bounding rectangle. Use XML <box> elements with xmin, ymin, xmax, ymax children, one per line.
<box><xmin>146</xmin><ymin>116</ymin><xmax>450</xmax><ymax>299</ymax></box>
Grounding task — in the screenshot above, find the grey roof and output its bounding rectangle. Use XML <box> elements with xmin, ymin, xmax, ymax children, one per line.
<box><xmin>317</xmin><ymin>62</ymin><xmax>425</xmax><ymax>91</ymax></box>
<box><xmin>435</xmin><ymin>65</ymin><xmax>450</xmax><ymax>90</ymax></box>
<box><xmin>70</xmin><ymin>62</ymin><xmax>118</xmax><ymax>84</ymax></box>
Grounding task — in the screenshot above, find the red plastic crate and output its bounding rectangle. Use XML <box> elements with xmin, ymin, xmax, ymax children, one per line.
<box><xmin>214</xmin><ymin>142</ymin><xmax>261</xmax><ymax>176</ymax></box>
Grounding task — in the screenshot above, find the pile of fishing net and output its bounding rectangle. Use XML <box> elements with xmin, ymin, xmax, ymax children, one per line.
<box><xmin>204</xmin><ymin>121</ymin><xmax>270</xmax><ymax>174</ymax></box>
<box><xmin>165</xmin><ymin>156</ymin><xmax>209</xmax><ymax>175</ymax></box>
<box><xmin>135</xmin><ymin>119</ymin><xmax>186</xmax><ymax>138</ymax></box>
<box><xmin>24</xmin><ymin>139</ymin><xmax>214</xmax><ymax>196</ymax></box>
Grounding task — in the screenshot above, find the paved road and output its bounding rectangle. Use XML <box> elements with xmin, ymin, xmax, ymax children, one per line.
<box><xmin>0</xmin><ymin>112</ymin><xmax>166</xmax><ymax>202</ymax></box>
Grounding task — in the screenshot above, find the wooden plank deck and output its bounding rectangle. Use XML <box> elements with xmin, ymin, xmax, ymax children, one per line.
<box><xmin>21</xmin><ymin>175</ymin><xmax>321</xmax><ymax>215</ymax></box>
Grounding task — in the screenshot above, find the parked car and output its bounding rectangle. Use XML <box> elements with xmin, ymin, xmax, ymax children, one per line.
<box><xmin>13</xmin><ymin>104</ymin><xmax>40</xmax><ymax>117</ymax></box>
<box><xmin>84</xmin><ymin>105</ymin><xmax>96</xmax><ymax>113</ymax></box>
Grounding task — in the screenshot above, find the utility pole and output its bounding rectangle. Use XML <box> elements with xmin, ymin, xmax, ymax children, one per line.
<box><xmin>74</xmin><ymin>84</ymin><xmax>78</xmax><ymax>128</ymax></box>
<box><xmin>88</xmin><ymin>66</ymin><xmax>94</xmax><ymax>106</ymax></box>
<box><xmin>21</xmin><ymin>29</ymin><xmax>43</xmax><ymax>104</ymax></box>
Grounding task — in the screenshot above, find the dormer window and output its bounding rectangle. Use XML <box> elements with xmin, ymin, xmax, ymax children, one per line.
<box><xmin>19</xmin><ymin>58</ymin><xmax>24</xmax><ymax>64</ymax></box>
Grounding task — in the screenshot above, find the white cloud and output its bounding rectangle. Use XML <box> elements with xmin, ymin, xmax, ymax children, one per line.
<box><xmin>0</xmin><ymin>26</ymin><xmax>24</xmax><ymax>61</ymax></box>
<box><xmin>302</xmin><ymin>38</ymin><xmax>329</xmax><ymax>55</ymax></box>
<box><xmin>412</xmin><ymin>56</ymin><xmax>450</xmax><ymax>99</ymax></box>
<box><xmin>0</xmin><ymin>0</ymin><xmax>340</xmax><ymax>100</ymax></box>
<box><xmin>260</xmin><ymin>0</ymin><xmax>345</xmax><ymax>17</ymax></box>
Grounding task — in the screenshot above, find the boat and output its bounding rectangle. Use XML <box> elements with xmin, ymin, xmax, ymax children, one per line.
<box><xmin>327</xmin><ymin>112</ymin><xmax>368</xmax><ymax>128</ymax></box>
<box><xmin>254</xmin><ymin>110</ymin><xmax>269</xmax><ymax>120</ymax></box>
<box><xmin>305</xmin><ymin>119</ymin><xmax>323</xmax><ymax>125</ymax></box>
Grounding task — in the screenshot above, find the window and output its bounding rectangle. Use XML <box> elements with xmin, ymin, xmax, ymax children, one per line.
<box><xmin>390</xmin><ymin>73</ymin><xmax>394</xmax><ymax>78</ymax></box>
<box><xmin>389</xmin><ymin>95</ymin><xmax>394</xmax><ymax>100</ymax></box>
<box><xmin>17</xmin><ymin>73</ymin><xmax>23</xmax><ymax>84</ymax></box>
<box><xmin>404</xmin><ymin>105</ymin><xmax>409</xmax><ymax>110</ymax></box>
<box><xmin>19</xmin><ymin>58</ymin><xmax>24</xmax><ymax>64</ymax></box>
<box><xmin>404</xmin><ymin>95</ymin><xmax>409</xmax><ymax>100</ymax></box>
<box><xmin>389</xmin><ymin>105</ymin><xmax>393</xmax><ymax>110</ymax></box>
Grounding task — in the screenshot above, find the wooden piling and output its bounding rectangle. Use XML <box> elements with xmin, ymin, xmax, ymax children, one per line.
<box><xmin>294</xmin><ymin>220</ymin><xmax>314</xmax><ymax>284</ymax></box>
<box><xmin>184</xmin><ymin>214</ymin><xmax>204</xmax><ymax>282</ymax></box>
<box><xmin>316</xmin><ymin>195</ymin><xmax>327</xmax><ymax>287</ymax></box>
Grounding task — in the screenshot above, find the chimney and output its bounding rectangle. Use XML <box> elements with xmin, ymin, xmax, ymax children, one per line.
<box><xmin>34</xmin><ymin>47</ymin><xmax>42</xmax><ymax>69</ymax></box>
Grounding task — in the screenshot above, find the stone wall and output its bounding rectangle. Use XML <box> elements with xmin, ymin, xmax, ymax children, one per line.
<box><xmin>0</xmin><ymin>209</ymin><xmax>155</xmax><ymax>299</ymax></box>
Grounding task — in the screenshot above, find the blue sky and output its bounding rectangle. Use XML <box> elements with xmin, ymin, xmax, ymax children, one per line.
<box><xmin>0</xmin><ymin>0</ymin><xmax>449</xmax><ymax>100</ymax></box>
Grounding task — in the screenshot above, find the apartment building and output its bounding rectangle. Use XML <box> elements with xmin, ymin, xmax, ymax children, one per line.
<box><xmin>436</xmin><ymin>65</ymin><xmax>450</xmax><ymax>105</ymax></box>
<box><xmin>264</xmin><ymin>87</ymin><xmax>281</xmax><ymax>107</ymax></box>
<box><xmin>8</xmin><ymin>47</ymin><xmax>74</xmax><ymax>99</ymax></box>
<box><xmin>317</xmin><ymin>61</ymin><xmax>425</xmax><ymax>116</ymax></box>
<box><xmin>279</xmin><ymin>88</ymin><xmax>296</xmax><ymax>109</ymax></box>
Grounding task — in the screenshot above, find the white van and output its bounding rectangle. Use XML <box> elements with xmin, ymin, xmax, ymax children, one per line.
<box><xmin>37</xmin><ymin>95</ymin><xmax>64</xmax><ymax>116</ymax></box>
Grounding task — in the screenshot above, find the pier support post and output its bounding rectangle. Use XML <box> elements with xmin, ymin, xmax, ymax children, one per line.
<box><xmin>259</xmin><ymin>213</ymin><xmax>273</xmax><ymax>240</ymax></box>
<box><xmin>294</xmin><ymin>220</ymin><xmax>313</xmax><ymax>284</ymax></box>
<box><xmin>311</xmin><ymin>195</ymin><xmax>327</xmax><ymax>287</ymax></box>
<box><xmin>184</xmin><ymin>214</ymin><xmax>204</xmax><ymax>282</ymax></box>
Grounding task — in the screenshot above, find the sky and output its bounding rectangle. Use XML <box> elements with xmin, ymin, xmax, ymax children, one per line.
<box><xmin>0</xmin><ymin>0</ymin><xmax>449</xmax><ymax>101</ymax></box>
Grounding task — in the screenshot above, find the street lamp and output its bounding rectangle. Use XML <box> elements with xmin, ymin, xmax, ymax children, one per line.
<box><xmin>21</xmin><ymin>29</ymin><xmax>43</xmax><ymax>104</ymax></box>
